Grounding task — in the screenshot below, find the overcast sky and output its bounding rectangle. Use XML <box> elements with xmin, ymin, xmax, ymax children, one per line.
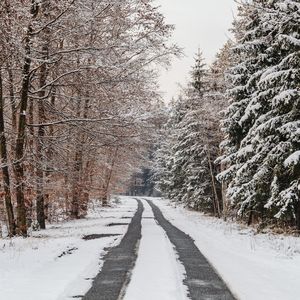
<box><xmin>155</xmin><ymin>0</ymin><xmax>238</xmax><ymax>101</ymax></box>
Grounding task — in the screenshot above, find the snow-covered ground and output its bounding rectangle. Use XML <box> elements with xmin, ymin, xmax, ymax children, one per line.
<box><xmin>124</xmin><ymin>199</ymin><xmax>189</xmax><ymax>300</ymax></box>
<box><xmin>0</xmin><ymin>198</ymin><xmax>137</xmax><ymax>300</ymax></box>
<box><xmin>2</xmin><ymin>196</ymin><xmax>300</xmax><ymax>300</ymax></box>
<box><xmin>149</xmin><ymin>197</ymin><xmax>300</xmax><ymax>300</ymax></box>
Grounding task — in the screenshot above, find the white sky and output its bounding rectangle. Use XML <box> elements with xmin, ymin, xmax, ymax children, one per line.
<box><xmin>155</xmin><ymin>0</ymin><xmax>238</xmax><ymax>101</ymax></box>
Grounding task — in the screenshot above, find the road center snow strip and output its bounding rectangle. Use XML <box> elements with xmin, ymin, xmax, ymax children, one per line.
<box><xmin>146</xmin><ymin>199</ymin><xmax>236</xmax><ymax>300</ymax></box>
<box><xmin>83</xmin><ymin>199</ymin><xmax>143</xmax><ymax>300</ymax></box>
<box><xmin>123</xmin><ymin>200</ymin><xmax>189</xmax><ymax>300</ymax></box>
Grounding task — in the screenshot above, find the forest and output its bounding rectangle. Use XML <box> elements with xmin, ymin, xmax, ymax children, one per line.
<box><xmin>0</xmin><ymin>1</ymin><xmax>300</xmax><ymax>300</ymax></box>
<box><xmin>0</xmin><ymin>0</ymin><xmax>178</xmax><ymax>237</ymax></box>
<box><xmin>154</xmin><ymin>0</ymin><xmax>300</xmax><ymax>231</ymax></box>
<box><xmin>0</xmin><ymin>0</ymin><xmax>299</xmax><ymax>239</ymax></box>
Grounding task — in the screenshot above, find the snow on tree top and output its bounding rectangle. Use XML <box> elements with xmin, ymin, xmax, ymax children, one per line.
<box><xmin>284</xmin><ymin>151</ymin><xmax>300</xmax><ymax>167</ymax></box>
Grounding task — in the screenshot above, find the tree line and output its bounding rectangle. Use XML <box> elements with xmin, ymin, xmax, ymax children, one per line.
<box><xmin>154</xmin><ymin>0</ymin><xmax>300</xmax><ymax>231</ymax></box>
<box><xmin>0</xmin><ymin>0</ymin><xmax>177</xmax><ymax>237</ymax></box>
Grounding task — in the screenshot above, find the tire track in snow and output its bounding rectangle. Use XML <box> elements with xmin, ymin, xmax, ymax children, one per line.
<box><xmin>146</xmin><ymin>199</ymin><xmax>236</xmax><ymax>300</ymax></box>
<box><xmin>83</xmin><ymin>199</ymin><xmax>143</xmax><ymax>300</ymax></box>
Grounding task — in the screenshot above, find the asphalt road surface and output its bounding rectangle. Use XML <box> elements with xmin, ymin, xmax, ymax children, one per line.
<box><xmin>147</xmin><ymin>199</ymin><xmax>235</xmax><ymax>300</ymax></box>
<box><xmin>83</xmin><ymin>198</ymin><xmax>235</xmax><ymax>300</ymax></box>
<box><xmin>83</xmin><ymin>199</ymin><xmax>143</xmax><ymax>300</ymax></box>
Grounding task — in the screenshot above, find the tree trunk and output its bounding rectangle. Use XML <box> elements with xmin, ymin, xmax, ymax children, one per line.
<box><xmin>36</xmin><ymin>30</ymin><xmax>49</xmax><ymax>229</ymax></box>
<box><xmin>71</xmin><ymin>149</ymin><xmax>83</xmax><ymax>218</ymax></box>
<box><xmin>46</xmin><ymin>89</ymin><xmax>56</xmax><ymax>169</ymax></box>
<box><xmin>36</xmin><ymin>92</ymin><xmax>46</xmax><ymax>228</ymax></box>
<box><xmin>102</xmin><ymin>147</ymin><xmax>118</xmax><ymax>206</ymax></box>
<box><xmin>13</xmin><ymin>18</ymin><xmax>36</xmax><ymax>236</ymax></box>
<box><xmin>71</xmin><ymin>83</ymin><xmax>90</xmax><ymax>217</ymax></box>
<box><xmin>0</xmin><ymin>69</ymin><xmax>16</xmax><ymax>236</ymax></box>
<box><xmin>7</xmin><ymin>65</ymin><xmax>17</xmax><ymax>132</ymax></box>
<box><xmin>247</xmin><ymin>210</ymin><xmax>253</xmax><ymax>226</ymax></box>
<box><xmin>220</xmin><ymin>161</ymin><xmax>228</xmax><ymax>221</ymax></box>
<box><xmin>206</xmin><ymin>145</ymin><xmax>221</xmax><ymax>218</ymax></box>
<box><xmin>295</xmin><ymin>202</ymin><xmax>300</xmax><ymax>231</ymax></box>
<box><xmin>70</xmin><ymin>93</ymin><xmax>83</xmax><ymax>218</ymax></box>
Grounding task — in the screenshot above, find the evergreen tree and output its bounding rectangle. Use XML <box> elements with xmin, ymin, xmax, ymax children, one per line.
<box><xmin>153</xmin><ymin>102</ymin><xmax>177</xmax><ymax>198</ymax></box>
<box><xmin>218</xmin><ymin>0</ymin><xmax>300</xmax><ymax>228</ymax></box>
<box><xmin>218</xmin><ymin>0</ymin><xmax>274</xmax><ymax>223</ymax></box>
<box><xmin>191</xmin><ymin>49</ymin><xmax>207</xmax><ymax>94</ymax></box>
<box><xmin>155</xmin><ymin>48</ymin><xmax>230</xmax><ymax>215</ymax></box>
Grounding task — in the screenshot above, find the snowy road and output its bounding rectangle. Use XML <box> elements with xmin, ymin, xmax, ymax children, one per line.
<box><xmin>2</xmin><ymin>196</ymin><xmax>300</xmax><ymax>299</ymax></box>
<box><xmin>123</xmin><ymin>200</ymin><xmax>189</xmax><ymax>300</ymax></box>
<box><xmin>147</xmin><ymin>199</ymin><xmax>235</xmax><ymax>300</ymax></box>
<box><xmin>84</xmin><ymin>197</ymin><xmax>235</xmax><ymax>300</ymax></box>
<box><xmin>83</xmin><ymin>200</ymin><xmax>143</xmax><ymax>300</ymax></box>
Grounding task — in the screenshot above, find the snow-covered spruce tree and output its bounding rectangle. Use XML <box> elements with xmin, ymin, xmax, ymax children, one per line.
<box><xmin>217</xmin><ymin>1</ymin><xmax>274</xmax><ymax>223</ymax></box>
<box><xmin>207</xmin><ymin>42</ymin><xmax>233</xmax><ymax>216</ymax></box>
<box><xmin>166</xmin><ymin>52</ymin><xmax>215</xmax><ymax>211</ymax></box>
<box><xmin>183</xmin><ymin>47</ymin><xmax>230</xmax><ymax>214</ymax></box>
<box><xmin>238</xmin><ymin>0</ymin><xmax>300</xmax><ymax>228</ymax></box>
<box><xmin>153</xmin><ymin>129</ymin><xmax>174</xmax><ymax>198</ymax></box>
<box><xmin>155</xmin><ymin>50</ymin><xmax>229</xmax><ymax>215</ymax></box>
<box><xmin>218</xmin><ymin>0</ymin><xmax>300</xmax><ymax>228</ymax></box>
<box><xmin>153</xmin><ymin>96</ymin><xmax>189</xmax><ymax>202</ymax></box>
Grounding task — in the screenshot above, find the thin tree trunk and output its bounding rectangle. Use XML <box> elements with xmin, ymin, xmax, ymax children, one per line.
<box><xmin>71</xmin><ymin>82</ymin><xmax>90</xmax><ymax>217</ymax></box>
<box><xmin>247</xmin><ymin>210</ymin><xmax>253</xmax><ymax>226</ymax></box>
<box><xmin>36</xmin><ymin>60</ymin><xmax>47</xmax><ymax>229</ymax></box>
<box><xmin>206</xmin><ymin>145</ymin><xmax>221</xmax><ymax>218</ymax></box>
<box><xmin>14</xmin><ymin>34</ymin><xmax>31</xmax><ymax>235</ymax></box>
<box><xmin>102</xmin><ymin>147</ymin><xmax>118</xmax><ymax>206</ymax></box>
<box><xmin>0</xmin><ymin>69</ymin><xmax>16</xmax><ymax>236</ymax></box>
<box><xmin>70</xmin><ymin>88</ymin><xmax>83</xmax><ymax>218</ymax></box>
<box><xmin>220</xmin><ymin>161</ymin><xmax>228</xmax><ymax>221</ymax></box>
<box><xmin>71</xmin><ymin>149</ymin><xmax>83</xmax><ymax>219</ymax></box>
<box><xmin>26</xmin><ymin>98</ymin><xmax>35</xmax><ymax>226</ymax></box>
<box><xmin>296</xmin><ymin>202</ymin><xmax>300</xmax><ymax>231</ymax></box>
<box><xmin>7</xmin><ymin>65</ymin><xmax>17</xmax><ymax>132</ymax></box>
<box><xmin>28</xmin><ymin>98</ymin><xmax>34</xmax><ymax>144</ymax></box>
<box><xmin>46</xmin><ymin>88</ymin><xmax>56</xmax><ymax>167</ymax></box>
<box><xmin>35</xmin><ymin>2</ymin><xmax>50</xmax><ymax>228</ymax></box>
